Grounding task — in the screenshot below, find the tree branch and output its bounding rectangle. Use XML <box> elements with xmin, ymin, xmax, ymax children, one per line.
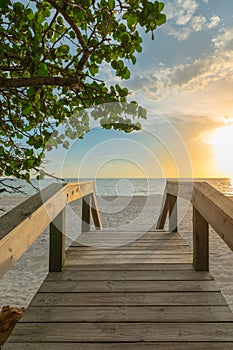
<box><xmin>46</xmin><ymin>0</ymin><xmax>89</xmax><ymax>52</ymax></box>
<box><xmin>0</xmin><ymin>77</ymin><xmax>79</xmax><ymax>88</ymax></box>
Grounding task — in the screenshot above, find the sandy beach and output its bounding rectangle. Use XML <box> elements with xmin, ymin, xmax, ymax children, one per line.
<box><xmin>1</xmin><ymin>194</ymin><xmax>233</xmax><ymax>313</ymax></box>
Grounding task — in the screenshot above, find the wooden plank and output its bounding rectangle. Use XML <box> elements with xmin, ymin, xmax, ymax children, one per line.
<box><xmin>81</xmin><ymin>194</ymin><xmax>91</xmax><ymax>232</ymax></box>
<box><xmin>4</xmin><ymin>343</ymin><xmax>233</xmax><ymax>350</ymax></box>
<box><xmin>192</xmin><ymin>183</ymin><xmax>233</xmax><ymax>252</ymax></box>
<box><xmin>49</xmin><ymin>209</ymin><xmax>66</xmax><ymax>272</ymax></box>
<box><xmin>67</xmin><ymin>249</ymin><xmax>192</xmax><ymax>256</ymax></box>
<box><xmin>156</xmin><ymin>189</ymin><xmax>169</xmax><ymax>229</ymax></box>
<box><xmin>76</xmin><ymin>231</ymin><xmax>182</xmax><ymax>238</ymax></box>
<box><xmin>166</xmin><ymin>180</ymin><xmax>233</xmax><ymax>253</ymax></box>
<box><xmin>90</xmin><ymin>191</ymin><xmax>102</xmax><ymax>230</ymax></box>
<box><xmin>46</xmin><ymin>269</ymin><xmax>213</xmax><ymax>281</ymax></box>
<box><xmin>30</xmin><ymin>292</ymin><xmax>226</xmax><ymax>306</ymax></box>
<box><xmin>66</xmin><ymin>256</ymin><xmax>193</xmax><ymax>264</ymax></box>
<box><xmin>38</xmin><ymin>280</ymin><xmax>219</xmax><ymax>293</ymax></box>
<box><xmin>0</xmin><ymin>181</ymin><xmax>101</xmax><ymax>278</ymax></box>
<box><xmin>166</xmin><ymin>180</ymin><xmax>194</xmax><ymax>201</ymax></box>
<box><xmin>168</xmin><ymin>194</ymin><xmax>177</xmax><ymax>232</ymax></box>
<box><xmin>65</xmin><ymin>263</ymin><xmax>193</xmax><ymax>271</ymax></box>
<box><xmin>7</xmin><ymin>322</ymin><xmax>233</xmax><ymax>342</ymax></box>
<box><xmin>20</xmin><ymin>305</ymin><xmax>233</xmax><ymax>323</ymax></box>
<box><xmin>0</xmin><ymin>183</ymin><xmax>67</xmax><ymax>278</ymax></box>
<box><xmin>193</xmin><ymin>207</ymin><xmax>209</xmax><ymax>271</ymax></box>
<box><xmin>72</xmin><ymin>244</ymin><xmax>185</xmax><ymax>249</ymax></box>
<box><xmin>71</xmin><ymin>240</ymin><xmax>189</xmax><ymax>247</ymax></box>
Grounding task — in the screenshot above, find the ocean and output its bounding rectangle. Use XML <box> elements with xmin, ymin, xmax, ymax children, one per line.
<box><xmin>1</xmin><ymin>177</ymin><xmax>233</xmax><ymax>196</ymax></box>
<box><xmin>1</xmin><ymin>177</ymin><xmax>233</xmax><ymax>311</ymax></box>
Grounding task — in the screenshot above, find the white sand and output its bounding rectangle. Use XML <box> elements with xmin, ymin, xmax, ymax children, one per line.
<box><xmin>1</xmin><ymin>195</ymin><xmax>233</xmax><ymax>312</ymax></box>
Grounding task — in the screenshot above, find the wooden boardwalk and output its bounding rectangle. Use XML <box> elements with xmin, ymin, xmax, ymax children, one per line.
<box><xmin>4</xmin><ymin>230</ymin><xmax>233</xmax><ymax>349</ymax></box>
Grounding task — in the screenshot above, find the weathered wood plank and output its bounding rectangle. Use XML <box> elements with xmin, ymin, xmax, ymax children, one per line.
<box><xmin>81</xmin><ymin>194</ymin><xmax>91</xmax><ymax>232</ymax></box>
<box><xmin>20</xmin><ymin>305</ymin><xmax>233</xmax><ymax>323</ymax></box>
<box><xmin>46</xmin><ymin>269</ymin><xmax>213</xmax><ymax>281</ymax></box>
<box><xmin>90</xmin><ymin>191</ymin><xmax>102</xmax><ymax>230</ymax></box>
<box><xmin>76</xmin><ymin>231</ymin><xmax>182</xmax><ymax>238</ymax></box>
<box><xmin>0</xmin><ymin>181</ymin><xmax>101</xmax><ymax>278</ymax></box>
<box><xmin>67</xmin><ymin>253</ymin><xmax>193</xmax><ymax>265</ymax></box>
<box><xmin>193</xmin><ymin>207</ymin><xmax>209</xmax><ymax>271</ymax></box>
<box><xmin>166</xmin><ymin>180</ymin><xmax>233</xmax><ymax>253</ymax></box>
<box><xmin>38</xmin><ymin>280</ymin><xmax>219</xmax><ymax>293</ymax></box>
<box><xmin>71</xmin><ymin>241</ymin><xmax>190</xmax><ymax>248</ymax></box>
<box><xmin>4</xmin><ymin>342</ymin><xmax>233</xmax><ymax>350</ymax></box>
<box><xmin>7</xmin><ymin>322</ymin><xmax>233</xmax><ymax>342</ymax></box>
<box><xmin>156</xmin><ymin>188</ymin><xmax>169</xmax><ymax>230</ymax></box>
<box><xmin>65</xmin><ymin>263</ymin><xmax>193</xmax><ymax>270</ymax></box>
<box><xmin>168</xmin><ymin>194</ymin><xmax>177</xmax><ymax>232</ymax></box>
<box><xmin>67</xmin><ymin>248</ymin><xmax>192</xmax><ymax>255</ymax></box>
<box><xmin>49</xmin><ymin>209</ymin><xmax>66</xmax><ymax>272</ymax></box>
<box><xmin>31</xmin><ymin>292</ymin><xmax>226</xmax><ymax>306</ymax></box>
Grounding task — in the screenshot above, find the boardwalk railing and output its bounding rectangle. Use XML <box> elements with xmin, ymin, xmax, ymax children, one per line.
<box><xmin>157</xmin><ymin>180</ymin><xmax>233</xmax><ymax>271</ymax></box>
<box><xmin>0</xmin><ymin>182</ymin><xmax>102</xmax><ymax>278</ymax></box>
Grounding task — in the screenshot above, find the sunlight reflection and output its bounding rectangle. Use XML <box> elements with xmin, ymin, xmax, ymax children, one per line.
<box><xmin>209</xmin><ymin>124</ymin><xmax>233</xmax><ymax>177</ymax></box>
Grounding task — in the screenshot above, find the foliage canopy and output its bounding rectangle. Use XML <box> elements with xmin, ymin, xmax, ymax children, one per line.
<box><xmin>0</xmin><ymin>0</ymin><xmax>166</xmax><ymax>191</ymax></box>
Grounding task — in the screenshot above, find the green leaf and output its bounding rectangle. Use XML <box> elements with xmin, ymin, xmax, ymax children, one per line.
<box><xmin>109</xmin><ymin>0</ymin><xmax>115</xmax><ymax>10</ymax></box>
<box><xmin>131</xmin><ymin>55</ymin><xmax>136</xmax><ymax>64</ymax></box>
<box><xmin>27</xmin><ymin>87</ymin><xmax>35</xmax><ymax>97</ymax></box>
<box><xmin>127</xmin><ymin>14</ymin><xmax>138</xmax><ymax>29</ymax></box>
<box><xmin>156</xmin><ymin>13</ymin><xmax>166</xmax><ymax>26</ymax></box>
<box><xmin>22</xmin><ymin>106</ymin><xmax>33</xmax><ymax>115</ymax></box>
<box><xmin>27</xmin><ymin>11</ymin><xmax>34</xmax><ymax>21</ymax></box>
<box><xmin>57</xmin><ymin>16</ymin><xmax>63</xmax><ymax>25</ymax></box>
<box><xmin>120</xmin><ymin>32</ymin><xmax>131</xmax><ymax>43</ymax></box>
<box><xmin>63</xmin><ymin>141</ymin><xmax>70</xmax><ymax>150</ymax></box>
<box><xmin>123</xmin><ymin>68</ymin><xmax>130</xmax><ymax>79</ymax></box>
<box><xmin>89</xmin><ymin>64</ymin><xmax>99</xmax><ymax>76</ymax></box>
<box><xmin>37</xmin><ymin>63</ymin><xmax>49</xmax><ymax>77</ymax></box>
<box><xmin>158</xmin><ymin>2</ymin><xmax>165</xmax><ymax>12</ymax></box>
<box><xmin>69</xmin><ymin>30</ymin><xmax>75</xmax><ymax>39</ymax></box>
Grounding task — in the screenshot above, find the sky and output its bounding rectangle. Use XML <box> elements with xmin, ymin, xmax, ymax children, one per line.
<box><xmin>46</xmin><ymin>0</ymin><xmax>233</xmax><ymax>179</ymax></box>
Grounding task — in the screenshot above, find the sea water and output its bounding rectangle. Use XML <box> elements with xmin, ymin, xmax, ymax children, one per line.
<box><xmin>1</xmin><ymin>177</ymin><xmax>233</xmax><ymax>196</ymax></box>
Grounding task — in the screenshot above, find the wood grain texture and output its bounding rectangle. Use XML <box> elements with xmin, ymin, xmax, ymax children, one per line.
<box><xmin>30</xmin><ymin>292</ymin><xmax>226</xmax><ymax>306</ymax></box>
<box><xmin>38</xmin><ymin>280</ymin><xmax>219</xmax><ymax>293</ymax></box>
<box><xmin>64</xmin><ymin>263</ymin><xmax>193</xmax><ymax>270</ymax></box>
<box><xmin>5</xmin><ymin>229</ymin><xmax>233</xmax><ymax>349</ymax></box>
<box><xmin>0</xmin><ymin>181</ymin><xmax>101</xmax><ymax>278</ymax></box>
<box><xmin>49</xmin><ymin>209</ymin><xmax>66</xmax><ymax>272</ymax></box>
<box><xmin>168</xmin><ymin>194</ymin><xmax>177</xmax><ymax>233</ymax></box>
<box><xmin>7</xmin><ymin>322</ymin><xmax>233</xmax><ymax>342</ymax></box>
<box><xmin>193</xmin><ymin>206</ymin><xmax>209</xmax><ymax>271</ymax></box>
<box><xmin>20</xmin><ymin>305</ymin><xmax>233</xmax><ymax>323</ymax></box>
<box><xmin>4</xmin><ymin>343</ymin><xmax>233</xmax><ymax>350</ymax></box>
<box><xmin>46</xmin><ymin>269</ymin><xmax>213</xmax><ymax>281</ymax></box>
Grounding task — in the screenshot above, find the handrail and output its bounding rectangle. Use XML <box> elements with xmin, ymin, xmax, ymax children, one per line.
<box><xmin>157</xmin><ymin>180</ymin><xmax>233</xmax><ymax>271</ymax></box>
<box><xmin>0</xmin><ymin>181</ymin><xmax>102</xmax><ymax>278</ymax></box>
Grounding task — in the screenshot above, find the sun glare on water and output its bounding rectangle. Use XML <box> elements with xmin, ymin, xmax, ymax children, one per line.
<box><xmin>210</xmin><ymin>124</ymin><xmax>233</xmax><ymax>177</ymax></box>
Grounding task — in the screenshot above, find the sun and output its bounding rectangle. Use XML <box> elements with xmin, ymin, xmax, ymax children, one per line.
<box><xmin>210</xmin><ymin>124</ymin><xmax>233</xmax><ymax>177</ymax></box>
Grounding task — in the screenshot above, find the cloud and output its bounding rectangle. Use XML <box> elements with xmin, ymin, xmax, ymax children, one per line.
<box><xmin>212</xmin><ymin>26</ymin><xmax>233</xmax><ymax>51</ymax></box>
<box><xmin>127</xmin><ymin>24</ymin><xmax>233</xmax><ymax>103</ymax></box>
<box><xmin>165</xmin><ymin>0</ymin><xmax>220</xmax><ymax>41</ymax></box>
<box><xmin>208</xmin><ymin>15</ymin><xmax>221</xmax><ymax>29</ymax></box>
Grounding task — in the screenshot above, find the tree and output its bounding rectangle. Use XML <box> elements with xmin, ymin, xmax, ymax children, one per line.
<box><xmin>0</xmin><ymin>0</ymin><xmax>166</xmax><ymax>191</ymax></box>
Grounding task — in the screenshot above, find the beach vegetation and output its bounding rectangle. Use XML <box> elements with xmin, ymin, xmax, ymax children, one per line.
<box><xmin>0</xmin><ymin>0</ymin><xmax>166</xmax><ymax>191</ymax></box>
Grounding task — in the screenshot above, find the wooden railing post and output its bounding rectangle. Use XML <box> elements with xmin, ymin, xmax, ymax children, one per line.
<box><xmin>90</xmin><ymin>192</ymin><xmax>103</xmax><ymax>230</ymax></box>
<box><xmin>168</xmin><ymin>194</ymin><xmax>177</xmax><ymax>232</ymax></box>
<box><xmin>193</xmin><ymin>207</ymin><xmax>209</xmax><ymax>271</ymax></box>
<box><xmin>82</xmin><ymin>194</ymin><xmax>91</xmax><ymax>232</ymax></box>
<box><xmin>49</xmin><ymin>208</ymin><xmax>66</xmax><ymax>272</ymax></box>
